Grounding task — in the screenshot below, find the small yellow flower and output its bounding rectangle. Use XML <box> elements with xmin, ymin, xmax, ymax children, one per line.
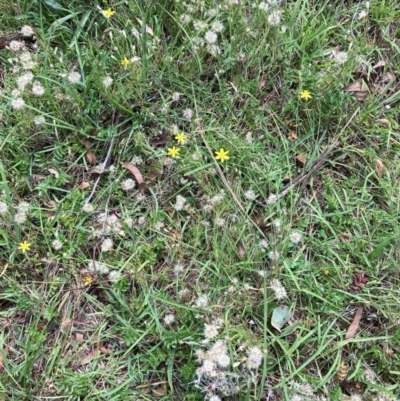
<box><xmin>83</xmin><ymin>275</ymin><xmax>93</xmax><ymax>286</ymax></box>
<box><xmin>175</xmin><ymin>132</ymin><xmax>187</xmax><ymax>144</ymax></box>
<box><xmin>323</xmin><ymin>269</ymin><xmax>329</xmax><ymax>275</ymax></box>
<box><xmin>102</xmin><ymin>8</ymin><xmax>116</xmax><ymax>19</ymax></box>
<box><xmin>121</xmin><ymin>57</ymin><xmax>130</xmax><ymax>68</ymax></box>
<box><xmin>167</xmin><ymin>146</ymin><xmax>180</xmax><ymax>158</ymax></box>
<box><xmin>215</xmin><ymin>148</ymin><xmax>230</xmax><ymax>163</ymax></box>
<box><xmin>300</xmin><ymin>90</ymin><xmax>312</xmax><ymax>100</ymax></box>
<box><xmin>18</xmin><ymin>241</ymin><xmax>31</xmax><ymax>253</ymax></box>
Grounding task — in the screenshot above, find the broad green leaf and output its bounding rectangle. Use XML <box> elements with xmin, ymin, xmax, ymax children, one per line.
<box><xmin>271</xmin><ymin>305</ymin><xmax>293</xmax><ymax>332</ymax></box>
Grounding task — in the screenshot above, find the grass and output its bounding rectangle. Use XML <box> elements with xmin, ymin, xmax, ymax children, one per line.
<box><xmin>1</xmin><ymin>0</ymin><xmax>400</xmax><ymax>400</ymax></box>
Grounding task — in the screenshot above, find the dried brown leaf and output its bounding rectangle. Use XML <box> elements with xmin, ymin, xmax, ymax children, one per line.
<box><xmin>236</xmin><ymin>240</ymin><xmax>246</xmax><ymax>260</ymax></box>
<box><xmin>152</xmin><ymin>385</ymin><xmax>166</xmax><ymax>398</ymax></box>
<box><xmin>375</xmin><ymin>159</ymin><xmax>385</xmax><ymax>178</ymax></box>
<box><xmin>344</xmin><ymin>81</ymin><xmax>363</xmax><ymax>92</ymax></box>
<box><xmin>382</xmin><ymin>71</ymin><xmax>395</xmax><ymax>82</ymax></box>
<box><xmin>354</xmin><ymin>91</ymin><xmax>369</xmax><ymax>101</ymax></box>
<box><xmin>345</xmin><ymin>307</ymin><xmax>363</xmax><ymax>339</ymax></box>
<box><xmin>99</xmin><ymin>345</ymin><xmax>112</xmax><ymax>355</ymax></box>
<box><xmin>373</xmin><ymin>60</ymin><xmax>386</xmax><ymax>68</ymax></box>
<box><xmin>136</xmin><ymin>18</ymin><xmax>154</xmax><ymax>36</ymax></box>
<box><xmin>48</xmin><ymin>168</ymin><xmax>59</xmax><ymax>178</ymax></box>
<box><xmin>81</xmin><ymin>139</ymin><xmax>92</xmax><ymax>149</ymax></box>
<box><xmin>120</xmin><ymin>162</ymin><xmax>144</xmax><ymax>184</ymax></box>
<box><xmin>229</xmin><ymin>81</ymin><xmax>238</xmax><ymax>92</ymax></box>
<box><xmin>75</xmin><ymin>333</ymin><xmax>84</xmax><ymax>342</ymax></box>
<box><xmin>79</xmin><ymin>181</ymin><xmax>90</xmax><ymax>190</ymax></box>
<box><xmin>377</xmin><ymin>118</ymin><xmax>391</xmax><ymax>127</ymax></box>
<box><xmin>80</xmin><ymin>347</ymin><xmax>99</xmax><ymax>365</ymax></box>
<box><xmin>44</xmin><ymin>200</ymin><xmax>58</xmax><ymax>208</ymax></box>
<box><xmin>259</xmin><ymin>78</ymin><xmax>266</xmax><ymax>89</ymax></box>
<box><xmin>30</xmin><ymin>175</ymin><xmax>46</xmax><ymax>183</ymax></box>
<box><xmin>86</xmin><ymin>151</ymin><xmax>96</xmax><ymax>165</ymax></box>
<box><xmin>296</xmin><ymin>154</ymin><xmax>307</xmax><ymax>167</ymax></box>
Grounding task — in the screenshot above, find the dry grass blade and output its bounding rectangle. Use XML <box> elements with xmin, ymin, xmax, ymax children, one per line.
<box><xmin>345</xmin><ymin>307</ymin><xmax>363</xmax><ymax>339</ymax></box>
<box><xmin>0</xmin><ymin>346</ymin><xmax>9</xmax><ymax>371</ymax></box>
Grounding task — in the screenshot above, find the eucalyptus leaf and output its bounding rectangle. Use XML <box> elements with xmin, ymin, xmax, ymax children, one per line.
<box><xmin>271</xmin><ymin>305</ymin><xmax>293</xmax><ymax>332</ymax></box>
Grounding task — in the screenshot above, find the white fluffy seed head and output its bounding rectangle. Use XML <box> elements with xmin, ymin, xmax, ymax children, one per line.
<box><xmin>0</xmin><ymin>202</ymin><xmax>9</xmax><ymax>215</ymax></box>
<box><xmin>67</xmin><ymin>71</ymin><xmax>81</xmax><ymax>84</ymax></box>
<box><xmin>289</xmin><ymin>231</ymin><xmax>302</xmax><ymax>244</ymax></box>
<box><xmin>121</xmin><ymin>178</ymin><xmax>136</xmax><ymax>191</ymax></box>
<box><xmin>34</xmin><ymin>115</ymin><xmax>45</xmax><ymax>126</ymax></box>
<box><xmin>268</xmin><ymin>10</ymin><xmax>282</xmax><ymax>26</ymax></box>
<box><xmin>204</xmin><ymin>323</ymin><xmax>219</xmax><ymax>339</ymax></box>
<box><xmin>32</xmin><ymin>81</ymin><xmax>45</xmax><ymax>96</ymax></box>
<box><xmin>101</xmin><ymin>238</ymin><xmax>113</xmax><ymax>253</ymax></box>
<box><xmin>17</xmin><ymin>72</ymin><xmax>34</xmax><ymax>90</ymax></box>
<box><xmin>14</xmin><ymin>212</ymin><xmax>27</xmax><ymax>224</ymax></box>
<box><xmin>52</xmin><ymin>239</ymin><xmax>63</xmax><ymax>250</ymax></box>
<box><xmin>21</xmin><ymin>25</ymin><xmax>34</xmax><ymax>37</ymax></box>
<box><xmin>82</xmin><ymin>203</ymin><xmax>94</xmax><ymax>213</ymax></box>
<box><xmin>11</xmin><ymin>97</ymin><xmax>25</xmax><ymax>110</ymax></box>
<box><xmin>174</xmin><ymin>195</ymin><xmax>187</xmax><ymax>211</ymax></box>
<box><xmin>9</xmin><ymin>40</ymin><xmax>24</xmax><ymax>52</ymax></box>
<box><xmin>109</xmin><ymin>270</ymin><xmax>122</xmax><ymax>282</ymax></box>
<box><xmin>163</xmin><ymin>314</ymin><xmax>175</xmax><ymax>326</ymax></box>
<box><xmin>102</xmin><ymin>76</ymin><xmax>113</xmax><ymax>87</ymax></box>
<box><xmin>246</xmin><ymin>346</ymin><xmax>263</xmax><ymax>369</ymax></box>
<box><xmin>205</xmin><ymin>30</ymin><xmax>218</xmax><ymax>44</ymax></box>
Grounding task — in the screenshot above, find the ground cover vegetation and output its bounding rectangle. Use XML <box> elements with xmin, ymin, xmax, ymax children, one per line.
<box><xmin>1</xmin><ymin>0</ymin><xmax>400</xmax><ymax>400</ymax></box>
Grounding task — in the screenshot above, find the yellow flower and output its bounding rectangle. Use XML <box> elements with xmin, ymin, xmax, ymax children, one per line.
<box><xmin>18</xmin><ymin>241</ymin><xmax>31</xmax><ymax>253</ymax></box>
<box><xmin>300</xmin><ymin>90</ymin><xmax>312</xmax><ymax>100</ymax></box>
<box><xmin>121</xmin><ymin>57</ymin><xmax>130</xmax><ymax>68</ymax></box>
<box><xmin>83</xmin><ymin>275</ymin><xmax>93</xmax><ymax>286</ymax></box>
<box><xmin>323</xmin><ymin>269</ymin><xmax>329</xmax><ymax>275</ymax></box>
<box><xmin>215</xmin><ymin>148</ymin><xmax>230</xmax><ymax>163</ymax></box>
<box><xmin>175</xmin><ymin>132</ymin><xmax>187</xmax><ymax>144</ymax></box>
<box><xmin>167</xmin><ymin>146</ymin><xmax>180</xmax><ymax>158</ymax></box>
<box><xmin>102</xmin><ymin>8</ymin><xmax>116</xmax><ymax>19</ymax></box>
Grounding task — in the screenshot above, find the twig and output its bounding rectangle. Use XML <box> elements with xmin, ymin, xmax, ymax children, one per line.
<box><xmin>85</xmin><ymin>112</ymin><xmax>119</xmax><ymax>204</ymax></box>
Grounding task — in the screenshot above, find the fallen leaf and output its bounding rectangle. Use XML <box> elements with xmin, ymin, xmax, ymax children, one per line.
<box><xmin>44</xmin><ymin>200</ymin><xmax>58</xmax><ymax>208</ymax></box>
<box><xmin>136</xmin><ymin>18</ymin><xmax>153</xmax><ymax>36</ymax></box>
<box><xmin>375</xmin><ymin>159</ymin><xmax>385</xmax><ymax>178</ymax></box>
<box><xmin>86</xmin><ymin>151</ymin><xmax>96</xmax><ymax>165</ymax></box>
<box><xmin>75</xmin><ymin>333</ymin><xmax>84</xmax><ymax>342</ymax></box>
<box><xmin>48</xmin><ymin>168</ymin><xmax>59</xmax><ymax>178</ymax></box>
<box><xmin>79</xmin><ymin>181</ymin><xmax>90</xmax><ymax>190</ymax></box>
<box><xmin>271</xmin><ymin>305</ymin><xmax>293</xmax><ymax>332</ymax></box>
<box><xmin>236</xmin><ymin>240</ymin><xmax>246</xmax><ymax>260</ymax></box>
<box><xmin>348</xmin><ymin>272</ymin><xmax>369</xmax><ymax>293</ymax></box>
<box><xmin>345</xmin><ymin>307</ymin><xmax>363</xmax><ymax>339</ymax></box>
<box><xmin>339</xmin><ymin>233</ymin><xmax>351</xmax><ymax>242</ymax></box>
<box><xmin>121</xmin><ymin>162</ymin><xmax>148</xmax><ymax>193</ymax></box>
<box><xmin>0</xmin><ymin>346</ymin><xmax>9</xmax><ymax>371</ymax></box>
<box><xmin>99</xmin><ymin>345</ymin><xmax>112</xmax><ymax>355</ymax></box>
<box><xmin>373</xmin><ymin>60</ymin><xmax>386</xmax><ymax>68</ymax></box>
<box><xmin>152</xmin><ymin>385</ymin><xmax>166</xmax><ymax>398</ymax></box>
<box><xmin>377</xmin><ymin>118</ymin><xmax>391</xmax><ymax>127</ymax></box>
<box><xmin>343</xmin><ymin>81</ymin><xmax>369</xmax><ymax>101</ymax></box>
<box><xmin>382</xmin><ymin>71</ymin><xmax>395</xmax><ymax>82</ymax></box>
<box><xmin>259</xmin><ymin>78</ymin><xmax>266</xmax><ymax>89</ymax></box>
<box><xmin>30</xmin><ymin>175</ymin><xmax>46</xmax><ymax>183</ymax></box>
<box><xmin>81</xmin><ymin>138</ymin><xmax>92</xmax><ymax>148</ymax></box>
<box><xmin>229</xmin><ymin>81</ymin><xmax>238</xmax><ymax>92</ymax></box>
<box><xmin>80</xmin><ymin>347</ymin><xmax>99</xmax><ymax>365</ymax></box>
<box><xmin>296</xmin><ymin>154</ymin><xmax>307</xmax><ymax>167</ymax></box>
